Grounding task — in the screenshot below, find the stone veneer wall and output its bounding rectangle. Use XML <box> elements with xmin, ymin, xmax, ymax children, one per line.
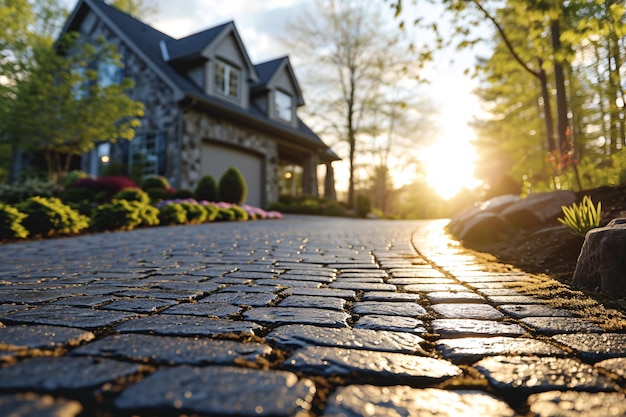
<box><xmin>82</xmin><ymin>19</ymin><xmax>182</xmax><ymax>186</ymax></box>
<box><xmin>182</xmin><ymin>110</ymin><xmax>279</xmax><ymax>206</ymax></box>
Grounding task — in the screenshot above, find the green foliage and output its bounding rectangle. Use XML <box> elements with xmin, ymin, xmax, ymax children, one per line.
<box><xmin>17</xmin><ymin>196</ymin><xmax>89</xmax><ymax>236</ymax></box>
<box><xmin>0</xmin><ymin>178</ymin><xmax>59</xmax><ymax>204</ymax></box>
<box><xmin>91</xmin><ymin>199</ymin><xmax>143</xmax><ymax>231</ymax></box>
<box><xmin>195</xmin><ymin>175</ymin><xmax>218</xmax><ymax>202</ymax></box>
<box><xmin>202</xmin><ymin>204</ymin><xmax>220</xmax><ymax>222</ymax></box>
<box><xmin>356</xmin><ymin>195</ymin><xmax>372</xmax><ymax>218</ymax></box>
<box><xmin>230</xmin><ymin>205</ymin><xmax>249</xmax><ymax>221</ymax></box>
<box><xmin>134</xmin><ymin>202</ymin><xmax>160</xmax><ymax>226</ymax></box>
<box><xmin>218</xmin><ymin>167</ymin><xmax>247</xmax><ymax>204</ymax></box>
<box><xmin>558</xmin><ymin>196</ymin><xmax>602</xmax><ymax>237</ymax></box>
<box><xmin>216</xmin><ymin>208</ymin><xmax>236</xmax><ymax>222</ymax></box>
<box><xmin>4</xmin><ymin>33</ymin><xmax>144</xmax><ymax>182</ymax></box>
<box><xmin>61</xmin><ymin>170</ymin><xmax>89</xmax><ymax>187</ymax></box>
<box><xmin>113</xmin><ymin>187</ymin><xmax>150</xmax><ymax>205</ymax></box>
<box><xmin>141</xmin><ymin>175</ymin><xmax>170</xmax><ymax>191</ymax></box>
<box><xmin>172</xmin><ymin>189</ymin><xmax>194</xmax><ymax>199</ymax></box>
<box><xmin>179</xmin><ymin>202</ymin><xmax>208</xmax><ymax>224</ymax></box>
<box><xmin>145</xmin><ymin>188</ymin><xmax>174</xmax><ymax>203</ymax></box>
<box><xmin>158</xmin><ymin>203</ymin><xmax>187</xmax><ymax>225</ymax></box>
<box><xmin>0</xmin><ymin>204</ymin><xmax>29</xmax><ymax>240</ymax></box>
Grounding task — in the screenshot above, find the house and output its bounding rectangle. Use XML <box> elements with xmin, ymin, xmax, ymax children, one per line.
<box><xmin>60</xmin><ymin>0</ymin><xmax>339</xmax><ymax>207</ymax></box>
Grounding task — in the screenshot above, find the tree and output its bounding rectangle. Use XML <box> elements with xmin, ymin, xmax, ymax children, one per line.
<box><xmin>106</xmin><ymin>0</ymin><xmax>157</xmax><ymax>20</ymax></box>
<box><xmin>4</xmin><ymin>34</ymin><xmax>144</xmax><ymax>182</ymax></box>
<box><xmin>285</xmin><ymin>0</ymin><xmax>428</xmax><ymax>207</ymax></box>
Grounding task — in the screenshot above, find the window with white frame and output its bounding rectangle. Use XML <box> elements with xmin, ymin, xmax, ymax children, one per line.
<box><xmin>214</xmin><ymin>61</ymin><xmax>240</xmax><ymax>99</ymax></box>
<box><xmin>128</xmin><ymin>131</ymin><xmax>166</xmax><ymax>176</ymax></box>
<box><xmin>275</xmin><ymin>90</ymin><xmax>293</xmax><ymax>122</ymax></box>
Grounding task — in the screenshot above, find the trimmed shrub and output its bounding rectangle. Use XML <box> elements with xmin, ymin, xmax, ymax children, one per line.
<box><xmin>17</xmin><ymin>196</ymin><xmax>89</xmax><ymax>236</ymax></box>
<box><xmin>70</xmin><ymin>176</ymin><xmax>138</xmax><ymax>203</ymax></box>
<box><xmin>158</xmin><ymin>203</ymin><xmax>187</xmax><ymax>225</ymax></box>
<box><xmin>179</xmin><ymin>202</ymin><xmax>208</xmax><ymax>224</ymax></box>
<box><xmin>113</xmin><ymin>188</ymin><xmax>150</xmax><ymax>205</ymax></box>
<box><xmin>146</xmin><ymin>187</ymin><xmax>174</xmax><ymax>203</ymax></box>
<box><xmin>0</xmin><ymin>204</ymin><xmax>29</xmax><ymax>239</ymax></box>
<box><xmin>91</xmin><ymin>200</ymin><xmax>143</xmax><ymax>231</ymax></box>
<box><xmin>0</xmin><ymin>178</ymin><xmax>59</xmax><ymax>204</ymax></box>
<box><xmin>356</xmin><ymin>195</ymin><xmax>372</xmax><ymax>218</ymax></box>
<box><xmin>195</xmin><ymin>175</ymin><xmax>218</xmax><ymax>202</ymax></box>
<box><xmin>202</xmin><ymin>204</ymin><xmax>220</xmax><ymax>222</ymax></box>
<box><xmin>61</xmin><ymin>170</ymin><xmax>89</xmax><ymax>187</ymax></box>
<box><xmin>216</xmin><ymin>207</ymin><xmax>236</xmax><ymax>221</ymax></box>
<box><xmin>134</xmin><ymin>202</ymin><xmax>160</xmax><ymax>226</ymax></box>
<box><xmin>141</xmin><ymin>175</ymin><xmax>170</xmax><ymax>191</ymax></box>
<box><xmin>218</xmin><ymin>167</ymin><xmax>247</xmax><ymax>204</ymax></box>
<box><xmin>321</xmin><ymin>201</ymin><xmax>347</xmax><ymax>217</ymax></box>
<box><xmin>230</xmin><ymin>205</ymin><xmax>249</xmax><ymax>221</ymax></box>
<box><xmin>172</xmin><ymin>189</ymin><xmax>195</xmax><ymax>199</ymax></box>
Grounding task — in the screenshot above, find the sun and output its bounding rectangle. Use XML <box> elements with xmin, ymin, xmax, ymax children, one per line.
<box><xmin>421</xmin><ymin>131</ymin><xmax>480</xmax><ymax>200</ymax></box>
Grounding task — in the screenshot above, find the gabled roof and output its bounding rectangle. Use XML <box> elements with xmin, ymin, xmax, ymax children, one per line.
<box><xmin>61</xmin><ymin>0</ymin><xmax>338</xmax><ymax>160</ymax></box>
<box><xmin>253</xmin><ymin>56</ymin><xmax>305</xmax><ymax>107</ymax></box>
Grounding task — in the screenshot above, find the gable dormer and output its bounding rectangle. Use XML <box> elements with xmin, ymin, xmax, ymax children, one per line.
<box><xmin>165</xmin><ymin>21</ymin><xmax>258</xmax><ymax>109</ymax></box>
<box><xmin>252</xmin><ymin>57</ymin><xmax>304</xmax><ymax>127</ymax></box>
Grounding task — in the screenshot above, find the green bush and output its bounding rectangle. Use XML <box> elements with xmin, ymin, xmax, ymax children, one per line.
<box><xmin>356</xmin><ymin>195</ymin><xmax>372</xmax><ymax>218</ymax></box>
<box><xmin>219</xmin><ymin>167</ymin><xmax>247</xmax><ymax>204</ymax></box>
<box><xmin>158</xmin><ymin>203</ymin><xmax>188</xmax><ymax>225</ymax></box>
<box><xmin>172</xmin><ymin>189</ymin><xmax>195</xmax><ymax>199</ymax></box>
<box><xmin>179</xmin><ymin>202</ymin><xmax>208</xmax><ymax>224</ymax></box>
<box><xmin>146</xmin><ymin>187</ymin><xmax>173</xmax><ymax>203</ymax></box>
<box><xmin>134</xmin><ymin>202</ymin><xmax>160</xmax><ymax>227</ymax></box>
<box><xmin>195</xmin><ymin>175</ymin><xmax>219</xmax><ymax>202</ymax></box>
<box><xmin>141</xmin><ymin>175</ymin><xmax>170</xmax><ymax>190</ymax></box>
<box><xmin>216</xmin><ymin>207</ymin><xmax>236</xmax><ymax>221</ymax></box>
<box><xmin>0</xmin><ymin>204</ymin><xmax>29</xmax><ymax>239</ymax></box>
<box><xmin>321</xmin><ymin>201</ymin><xmax>346</xmax><ymax>217</ymax></box>
<box><xmin>202</xmin><ymin>204</ymin><xmax>220</xmax><ymax>222</ymax></box>
<box><xmin>113</xmin><ymin>188</ymin><xmax>150</xmax><ymax>205</ymax></box>
<box><xmin>230</xmin><ymin>205</ymin><xmax>249</xmax><ymax>221</ymax></box>
<box><xmin>61</xmin><ymin>170</ymin><xmax>89</xmax><ymax>187</ymax></box>
<box><xmin>91</xmin><ymin>200</ymin><xmax>143</xmax><ymax>231</ymax></box>
<box><xmin>0</xmin><ymin>178</ymin><xmax>59</xmax><ymax>204</ymax></box>
<box><xmin>17</xmin><ymin>196</ymin><xmax>89</xmax><ymax>237</ymax></box>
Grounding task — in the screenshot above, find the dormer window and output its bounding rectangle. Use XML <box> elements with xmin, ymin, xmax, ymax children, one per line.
<box><xmin>215</xmin><ymin>60</ymin><xmax>240</xmax><ymax>99</ymax></box>
<box><xmin>275</xmin><ymin>90</ymin><xmax>293</xmax><ymax>122</ymax></box>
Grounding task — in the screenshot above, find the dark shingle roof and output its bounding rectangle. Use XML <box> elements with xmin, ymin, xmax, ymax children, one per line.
<box><xmin>66</xmin><ymin>0</ymin><xmax>338</xmax><ymax>160</ymax></box>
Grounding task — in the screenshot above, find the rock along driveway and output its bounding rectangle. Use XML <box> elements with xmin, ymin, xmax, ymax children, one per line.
<box><xmin>0</xmin><ymin>215</ymin><xmax>624</xmax><ymax>417</ymax></box>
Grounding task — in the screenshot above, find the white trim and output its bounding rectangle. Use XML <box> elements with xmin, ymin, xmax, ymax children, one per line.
<box><xmin>159</xmin><ymin>40</ymin><xmax>170</xmax><ymax>62</ymax></box>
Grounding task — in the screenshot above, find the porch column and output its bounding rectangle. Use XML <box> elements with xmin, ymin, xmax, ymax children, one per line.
<box><xmin>302</xmin><ymin>154</ymin><xmax>319</xmax><ymax>197</ymax></box>
<box><xmin>324</xmin><ymin>162</ymin><xmax>337</xmax><ymax>200</ymax></box>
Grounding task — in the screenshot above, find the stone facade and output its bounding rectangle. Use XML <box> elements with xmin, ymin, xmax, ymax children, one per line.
<box><xmin>182</xmin><ymin>110</ymin><xmax>279</xmax><ymax>205</ymax></box>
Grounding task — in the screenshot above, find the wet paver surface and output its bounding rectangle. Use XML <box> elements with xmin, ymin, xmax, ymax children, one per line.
<box><xmin>0</xmin><ymin>215</ymin><xmax>624</xmax><ymax>416</ymax></box>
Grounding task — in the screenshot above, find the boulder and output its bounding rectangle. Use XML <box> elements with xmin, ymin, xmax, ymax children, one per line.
<box><xmin>456</xmin><ymin>212</ymin><xmax>517</xmax><ymax>244</ymax></box>
<box><xmin>571</xmin><ymin>218</ymin><xmax>626</xmax><ymax>295</ymax></box>
<box><xmin>449</xmin><ymin>194</ymin><xmax>520</xmax><ymax>236</ymax></box>
<box><xmin>501</xmin><ymin>190</ymin><xmax>576</xmax><ymax>229</ymax></box>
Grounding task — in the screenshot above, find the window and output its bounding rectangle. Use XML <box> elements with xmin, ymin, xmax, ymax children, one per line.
<box><xmin>275</xmin><ymin>90</ymin><xmax>293</xmax><ymax>121</ymax></box>
<box><xmin>215</xmin><ymin>61</ymin><xmax>240</xmax><ymax>99</ymax></box>
<box><xmin>98</xmin><ymin>59</ymin><xmax>123</xmax><ymax>88</ymax></box>
<box><xmin>129</xmin><ymin>131</ymin><xmax>166</xmax><ymax>176</ymax></box>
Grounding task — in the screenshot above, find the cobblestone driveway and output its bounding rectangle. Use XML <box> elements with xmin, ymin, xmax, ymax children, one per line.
<box><xmin>0</xmin><ymin>216</ymin><xmax>624</xmax><ymax>416</ymax></box>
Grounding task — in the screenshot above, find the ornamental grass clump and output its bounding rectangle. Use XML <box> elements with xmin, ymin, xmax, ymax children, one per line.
<box><xmin>558</xmin><ymin>195</ymin><xmax>602</xmax><ymax>237</ymax></box>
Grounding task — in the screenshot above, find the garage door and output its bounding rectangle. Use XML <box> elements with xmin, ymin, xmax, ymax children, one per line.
<box><xmin>200</xmin><ymin>143</ymin><xmax>263</xmax><ymax>207</ymax></box>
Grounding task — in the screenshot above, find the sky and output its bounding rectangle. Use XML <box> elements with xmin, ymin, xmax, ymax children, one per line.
<box><xmin>61</xmin><ymin>0</ymin><xmax>488</xmax><ymax>199</ymax></box>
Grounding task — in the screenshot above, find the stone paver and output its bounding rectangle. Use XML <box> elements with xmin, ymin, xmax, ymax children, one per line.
<box><xmin>0</xmin><ymin>216</ymin><xmax>623</xmax><ymax>416</ymax></box>
<box><xmin>114</xmin><ymin>366</ymin><xmax>316</xmax><ymax>416</ymax></box>
<box><xmin>527</xmin><ymin>391</ymin><xmax>626</xmax><ymax>417</ymax></box>
<box><xmin>322</xmin><ymin>386</ymin><xmax>516</xmax><ymax>417</ymax></box>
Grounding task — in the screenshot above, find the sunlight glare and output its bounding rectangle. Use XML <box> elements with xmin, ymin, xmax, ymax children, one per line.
<box><xmin>421</xmin><ymin>134</ymin><xmax>479</xmax><ymax>200</ymax></box>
